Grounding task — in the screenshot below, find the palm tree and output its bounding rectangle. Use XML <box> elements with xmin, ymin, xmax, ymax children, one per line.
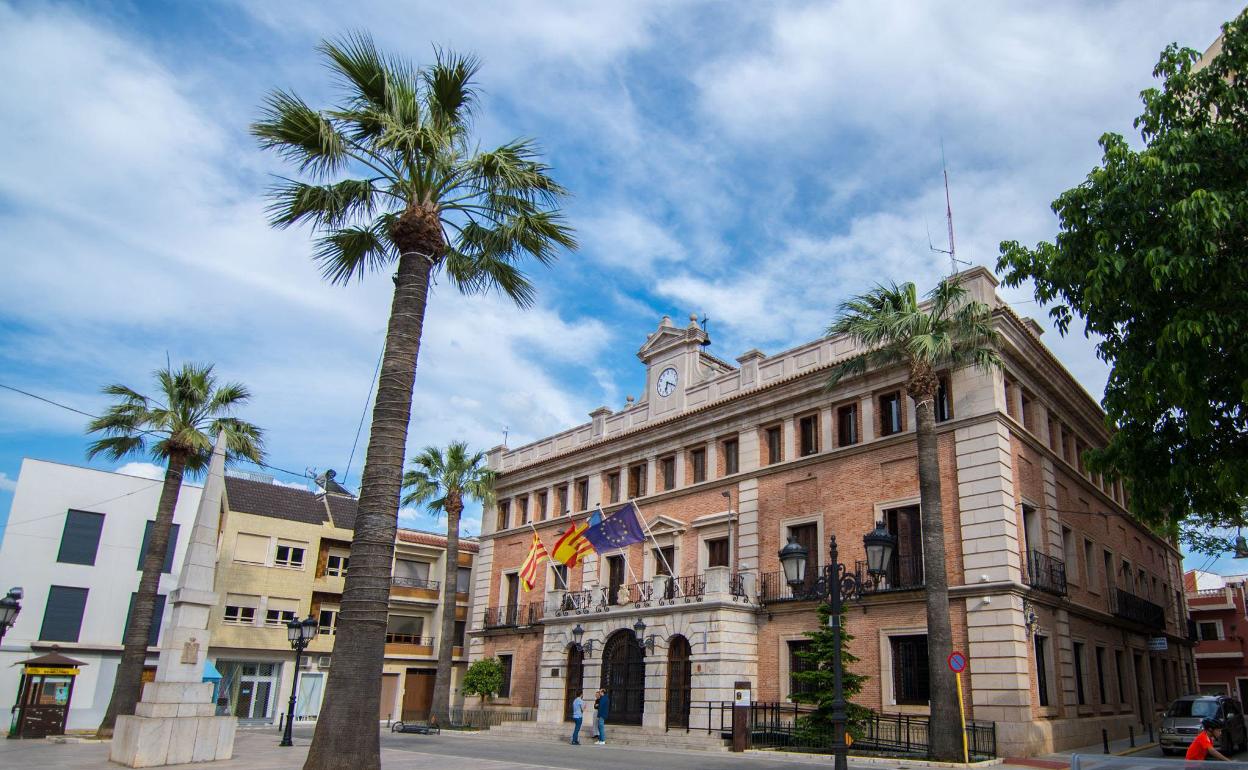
<box><xmin>825</xmin><ymin>278</ymin><xmax>999</xmax><ymax>761</ymax></box>
<box><xmin>252</xmin><ymin>34</ymin><xmax>574</xmax><ymax>769</ymax></box>
<box><xmin>88</xmin><ymin>363</ymin><xmax>263</xmax><ymax>736</ymax></box>
<box><xmin>402</xmin><ymin>442</ymin><xmax>496</xmax><ymax>722</ymax></box>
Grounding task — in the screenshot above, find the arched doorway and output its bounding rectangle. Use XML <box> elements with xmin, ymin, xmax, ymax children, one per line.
<box><xmin>564</xmin><ymin>644</ymin><xmax>584</xmax><ymax>722</ymax></box>
<box><xmin>666</xmin><ymin>635</ymin><xmax>692</xmax><ymax>729</ymax></box>
<box><xmin>600</xmin><ymin>629</ymin><xmax>645</xmax><ymax>725</ymax></box>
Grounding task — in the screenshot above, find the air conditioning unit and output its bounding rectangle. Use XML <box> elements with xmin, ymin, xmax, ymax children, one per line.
<box><xmin>318</xmin><ymin>656</ymin><xmax>332</xmax><ymax>669</ymax></box>
<box><xmin>298</xmin><ymin>656</ymin><xmax>313</xmax><ymax>669</ymax></box>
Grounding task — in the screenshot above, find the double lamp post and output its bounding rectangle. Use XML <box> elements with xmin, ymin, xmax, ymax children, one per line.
<box><xmin>279</xmin><ymin>615</ymin><xmax>318</xmax><ymax>747</ymax></box>
<box><xmin>777</xmin><ymin>522</ymin><xmax>896</xmax><ymax>770</ymax></box>
<box><xmin>0</xmin><ymin>587</ymin><xmax>23</xmax><ymax>646</ymax></box>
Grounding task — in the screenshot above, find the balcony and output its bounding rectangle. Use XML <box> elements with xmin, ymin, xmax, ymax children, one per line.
<box><xmin>482</xmin><ymin>602</ymin><xmax>543</xmax><ymax>629</ymax></box>
<box><xmin>1026</xmin><ymin>550</ymin><xmax>1068</xmax><ymax>597</ymax></box>
<box><xmin>384</xmin><ymin>633</ymin><xmax>434</xmax><ymax>656</ymax></box>
<box><xmin>1111</xmin><ymin>586</ymin><xmax>1166</xmax><ymax>630</ymax></box>
<box><xmin>391</xmin><ymin>576</ymin><xmax>441</xmax><ymax>602</ymax></box>
<box><xmin>759</xmin><ymin>556</ymin><xmax>924</xmax><ymax>604</ymax></box>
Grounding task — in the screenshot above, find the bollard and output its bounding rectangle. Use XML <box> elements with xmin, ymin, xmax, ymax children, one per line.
<box><xmin>1129</xmin><ymin>726</ymin><xmax>1135</xmax><ymax>747</ymax></box>
<box><xmin>1148</xmin><ymin>722</ymin><xmax>1154</xmax><ymax>743</ymax></box>
<box><xmin>1103</xmin><ymin>729</ymin><xmax>1110</xmax><ymax>754</ymax></box>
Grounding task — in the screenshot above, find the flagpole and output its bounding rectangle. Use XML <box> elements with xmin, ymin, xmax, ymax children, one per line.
<box><xmin>630</xmin><ymin>498</ymin><xmax>679</xmax><ymax>594</ymax></box>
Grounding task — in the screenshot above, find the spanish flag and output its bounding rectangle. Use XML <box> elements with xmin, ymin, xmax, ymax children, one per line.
<box><xmin>519</xmin><ymin>532</ymin><xmax>548</xmax><ymax>592</ymax></box>
<box><xmin>551</xmin><ymin>519</ymin><xmax>595</xmax><ymax>569</ymax></box>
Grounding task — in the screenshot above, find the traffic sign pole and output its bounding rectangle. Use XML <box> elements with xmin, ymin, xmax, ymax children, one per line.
<box><xmin>948</xmin><ymin>651</ymin><xmax>969</xmax><ymax>763</ymax></box>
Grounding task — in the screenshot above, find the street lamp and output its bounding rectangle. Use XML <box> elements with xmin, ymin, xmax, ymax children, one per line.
<box><xmin>0</xmin><ymin>587</ymin><xmax>23</xmax><ymax>646</ymax></box>
<box><xmin>279</xmin><ymin>615</ymin><xmax>318</xmax><ymax>747</ymax></box>
<box><xmin>571</xmin><ymin>623</ymin><xmax>594</xmax><ymax>656</ymax></box>
<box><xmin>777</xmin><ymin>525</ymin><xmax>896</xmax><ymax>770</ymax></box>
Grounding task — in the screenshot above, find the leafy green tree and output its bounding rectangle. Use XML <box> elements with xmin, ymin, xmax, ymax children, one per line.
<box><xmin>790</xmin><ymin>603</ymin><xmax>872</xmax><ymax>742</ymax></box>
<box><xmin>87</xmin><ymin>363</ymin><xmax>263</xmax><ymax>735</ymax></box>
<box><xmin>826</xmin><ymin>279</ymin><xmax>999</xmax><ymax>761</ymax></box>
<box><xmin>253</xmin><ymin>34</ymin><xmax>573</xmax><ymax>770</ymax></box>
<box><xmin>997</xmin><ymin>13</ymin><xmax>1248</xmax><ymax>551</ymax></box>
<box><xmin>402</xmin><ymin>442</ymin><xmax>496</xmax><ymax>721</ymax></box>
<box><xmin>461</xmin><ymin>657</ymin><xmax>505</xmax><ymax>700</ymax></box>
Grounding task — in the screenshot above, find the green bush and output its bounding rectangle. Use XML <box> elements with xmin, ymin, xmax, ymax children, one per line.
<box><xmin>462</xmin><ymin>657</ymin><xmax>504</xmax><ymax>699</ymax></box>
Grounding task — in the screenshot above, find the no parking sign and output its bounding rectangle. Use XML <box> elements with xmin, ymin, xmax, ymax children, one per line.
<box><xmin>948</xmin><ymin>651</ymin><xmax>968</xmax><ymax>673</ymax></box>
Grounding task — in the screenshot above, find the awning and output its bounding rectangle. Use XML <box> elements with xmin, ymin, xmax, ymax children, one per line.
<box><xmin>202</xmin><ymin>660</ymin><xmax>222</xmax><ymax>683</ymax></box>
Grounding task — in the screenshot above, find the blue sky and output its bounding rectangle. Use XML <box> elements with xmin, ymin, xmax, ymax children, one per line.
<box><xmin>0</xmin><ymin>1</ymin><xmax>1241</xmax><ymax>573</ymax></box>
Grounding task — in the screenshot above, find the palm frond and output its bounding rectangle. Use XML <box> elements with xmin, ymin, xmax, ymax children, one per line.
<box><xmin>319</xmin><ymin>33</ymin><xmax>391</xmax><ymax>109</ymax></box>
<box><xmin>424</xmin><ymin>47</ymin><xmax>480</xmax><ymax>130</ymax></box>
<box><xmin>266</xmin><ymin>178</ymin><xmax>382</xmax><ymax>230</ymax></box>
<box><xmin>312</xmin><ymin>219</ymin><xmax>398</xmax><ymax>285</ymax></box>
<box><xmin>251</xmin><ymin>91</ymin><xmax>348</xmax><ymax>179</ymax></box>
<box><xmin>85</xmin><ymin>435</ymin><xmax>145</xmax><ymax>462</ymax></box>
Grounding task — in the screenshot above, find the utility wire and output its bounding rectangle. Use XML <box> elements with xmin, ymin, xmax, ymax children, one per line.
<box><xmin>2</xmin><ymin>479</ymin><xmax>165</xmax><ymax>529</ymax></box>
<box><xmin>343</xmin><ymin>341</ymin><xmax>385</xmax><ymax>490</ymax></box>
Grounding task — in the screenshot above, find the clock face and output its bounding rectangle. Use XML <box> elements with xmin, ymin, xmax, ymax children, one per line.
<box><xmin>656</xmin><ymin>367</ymin><xmax>679</xmax><ymax>397</ymax></box>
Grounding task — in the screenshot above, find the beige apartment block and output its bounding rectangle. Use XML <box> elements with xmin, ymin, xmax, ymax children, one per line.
<box><xmin>468</xmin><ymin>267</ymin><xmax>1194</xmax><ymax>756</ymax></box>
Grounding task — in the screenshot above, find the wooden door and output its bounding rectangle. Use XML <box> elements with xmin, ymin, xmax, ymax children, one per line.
<box><xmin>505</xmin><ymin>573</ymin><xmax>520</xmax><ymax>624</ymax></box>
<box><xmin>666</xmin><ymin>636</ymin><xmax>691</xmax><ymax>729</ymax></box>
<box><xmin>790</xmin><ymin>523</ymin><xmax>819</xmax><ymax>591</ymax></box>
<box><xmin>607</xmin><ymin>555</ymin><xmax>625</xmax><ymax>605</ymax></box>
<box><xmin>380</xmin><ymin>673</ymin><xmax>400</xmax><ymax>721</ymax></box>
<box><xmin>886</xmin><ymin>506</ymin><xmax>923</xmax><ymax>586</ymax></box>
<box><xmin>564</xmin><ymin>645</ymin><xmax>584</xmax><ymax>721</ymax></box>
<box><xmin>600</xmin><ymin>630</ymin><xmax>644</xmax><ymax>724</ymax></box>
<box><xmin>402</xmin><ymin>669</ymin><xmax>436</xmax><ymax>721</ymax></box>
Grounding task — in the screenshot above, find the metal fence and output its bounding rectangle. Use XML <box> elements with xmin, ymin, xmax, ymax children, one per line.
<box><xmin>439</xmin><ymin>707</ymin><xmax>537</xmax><ymax>729</ymax></box>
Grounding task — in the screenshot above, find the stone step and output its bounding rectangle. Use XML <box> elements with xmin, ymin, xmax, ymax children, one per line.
<box><xmin>484</xmin><ymin>722</ymin><xmax>730</xmax><ymax>752</ymax></box>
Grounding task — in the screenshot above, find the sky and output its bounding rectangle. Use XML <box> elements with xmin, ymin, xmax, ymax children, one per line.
<box><xmin>0</xmin><ymin>1</ymin><xmax>1242</xmax><ymax>572</ymax></box>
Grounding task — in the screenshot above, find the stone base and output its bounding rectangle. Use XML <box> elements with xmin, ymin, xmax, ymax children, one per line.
<box><xmin>109</xmin><ymin>714</ymin><xmax>236</xmax><ymax>767</ymax></box>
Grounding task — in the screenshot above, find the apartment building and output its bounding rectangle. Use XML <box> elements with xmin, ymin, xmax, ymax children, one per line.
<box><xmin>0</xmin><ymin>460</ymin><xmax>476</xmax><ymax>731</ymax></box>
<box><xmin>468</xmin><ymin>268</ymin><xmax>1193</xmax><ymax>756</ymax></box>
<box><xmin>0</xmin><ymin>460</ymin><xmax>199</xmax><ymax>731</ymax></box>
<box><xmin>1185</xmin><ymin>570</ymin><xmax>1248</xmax><ymax>704</ymax></box>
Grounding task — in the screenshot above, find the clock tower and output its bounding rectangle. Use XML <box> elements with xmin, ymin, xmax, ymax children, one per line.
<box><xmin>636</xmin><ymin>314</ymin><xmax>732</xmax><ymax>418</ymax></box>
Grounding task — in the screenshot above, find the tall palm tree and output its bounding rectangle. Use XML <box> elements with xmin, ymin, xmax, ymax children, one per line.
<box><xmin>826</xmin><ymin>278</ymin><xmax>999</xmax><ymax>761</ymax></box>
<box><xmin>88</xmin><ymin>363</ymin><xmax>263</xmax><ymax>736</ymax></box>
<box><xmin>252</xmin><ymin>34</ymin><xmax>574</xmax><ymax>769</ymax></box>
<box><xmin>402</xmin><ymin>442</ymin><xmax>496</xmax><ymax>722</ymax></box>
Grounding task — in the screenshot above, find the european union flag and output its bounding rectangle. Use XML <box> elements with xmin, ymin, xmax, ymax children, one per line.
<box><xmin>583</xmin><ymin>502</ymin><xmax>646</xmax><ymax>552</ymax></box>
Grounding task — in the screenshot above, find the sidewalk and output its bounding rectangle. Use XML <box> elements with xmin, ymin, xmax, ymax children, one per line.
<box><xmin>1031</xmin><ymin>734</ymin><xmax>1159</xmax><ymax>767</ymax></box>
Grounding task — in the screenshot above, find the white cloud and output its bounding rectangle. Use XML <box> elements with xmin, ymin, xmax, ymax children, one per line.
<box><xmin>116</xmin><ymin>462</ymin><xmax>167</xmax><ymax>481</ymax></box>
<box><xmin>0</xmin><ymin>472</ymin><xmax>16</xmax><ymax>492</ymax></box>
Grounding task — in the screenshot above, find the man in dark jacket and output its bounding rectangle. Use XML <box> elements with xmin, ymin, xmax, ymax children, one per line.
<box><xmin>595</xmin><ymin>689</ymin><xmax>610</xmax><ymax>745</ymax></box>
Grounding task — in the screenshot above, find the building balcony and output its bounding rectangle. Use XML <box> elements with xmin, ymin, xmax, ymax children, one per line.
<box><xmin>312</xmin><ymin>573</ymin><xmax>346</xmax><ymax>594</ymax></box>
<box><xmin>549</xmin><ymin>570</ymin><xmax>753</xmax><ymax>618</ymax></box>
<box><xmin>1195</xmin><ymin>638</ymin><xmax>1244</xmax><ymax>657</ymax></box>
<box><xmin>1111</xmin><ymin>586</ymin><xmax>1166</xmax><ymax>630</ymax></box>
<box><xmin>391</xmin><ymin>576</ymin><xmax>441</xmax><ymax>603</ymax></box>
<box><xmin>482</xmin><ymin>602</ymin><xmax>544</xmax><ymax>629</ymax></box>
<box><xmin>384</xmin><ymin>633</ymin><xmax>435</xmax><ymax>656</ymax></box>
<box><xmin>1026</xmin><ymin>550</ymin><xmax>1068</xmax><ymax>597</ymax></box>
<box><xmin>759</xmin><ymin>556</ymin><xmax>923</xmax><ymax>604</ymax></box>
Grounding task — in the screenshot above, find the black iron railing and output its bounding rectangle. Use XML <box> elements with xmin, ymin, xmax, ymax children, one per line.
<box><xmin>760</xmin><ymin>557</ymin><xmax>924</xmax><ymax>604</ymax></box>
<box><xmin>392</xmin><ymin>576</ymin><xmax>440</xmax><ymax>590</ymax></box>
<box><xmin>1026</xmin><ymin>550</ymin><xmax>1068</xmax><ymax>596</ymax></box>
<box><xmin>627</xmin><ymin>579</ymin><xmax>656</xmax><ymax>606</ymax></box>
<box><xmin>482</xmin><ymin>602</ymin><xmax>543</xmax><ymax>628</ymax></box>
<box><xmin>1111</xmin><ymin>587</ymin><xmax>1165</xmax><ymax>629</ymax></box>
<box><xmin>665</xmin><ymin>574</ymin><xmax>706</xmax><ymax>603</ymax></box>
<box><xmin>553</xmin><ymin>589</ymin><xmax>599</xmax><ymax>616</ymax></box>
<box><xmin>384</xmin><ymin>633</ymin><xmax>434</xmax><ymax>646</ymax></box>
<box><xmin>855</xmin><ymin>555</ymin><xmax>924</xmax><ymax>593</ymax></box>
<box><xmin>730</xmin><ymin>572</ymin><xmax>751</xmax><ymax>601</ymax></box>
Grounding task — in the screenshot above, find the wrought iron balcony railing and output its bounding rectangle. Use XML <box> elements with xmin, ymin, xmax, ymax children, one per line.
<box><xmin>760</xmin><ymin>555</ymin><xmax>925</xmax><ymax>604</ymax></box>
<box><xmin>1111</xmin><ymin>586</ymin><xmax>1165</xmax><ymax>629</ymax></box>
<box><xmin>482</xmin><ymin>602</ymin><xmax>543</xmax><ymax>629</ymax></box>
<box><xmin>392</xmin><ymin>576</ymin><xmax>440</xmax><ymax>590</ymax></box>
<box><xmin>856</xmin><ymin>554</ymin><xmax>924</xmax><ymax>593</ymax></box>
<box><xmin>1026</xmin><ymin>550</ymin><xmax>1068</xmax><ymax>596</ymax></box>
<box><xmin>384</xmin><ymin>633</ymin><xmax>434</xmax><ymax>646</ymax></box>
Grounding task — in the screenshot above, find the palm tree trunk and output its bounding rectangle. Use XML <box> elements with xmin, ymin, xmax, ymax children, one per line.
<box><xmin>914</xmin><ymin>395</ymin><xmax>961</xmax><ymax>761</ymax></box>
<box><xmin>303</xmin><ymin>250</ymin><xmax>433</xmax><ymax>770</ymax></box>
<box><xmin>430</xmin><ymin>499</ymin><xmax>461</xmax><ymax>721</ymax></box>
<box><xmin>96</xmin><ymin>451</ymin><xmax>187</xmax><ymax>737</ymax></box>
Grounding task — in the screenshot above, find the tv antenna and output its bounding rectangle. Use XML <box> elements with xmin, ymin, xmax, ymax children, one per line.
<box><xmin>929</xmin><ymin>144</ymin><xmax>971</xmax><ymax>276</ymax></box>
<box><xmin>502</xmin><ymin>425</ymin><xmax>509</xmax><ymax>446</ymax></box>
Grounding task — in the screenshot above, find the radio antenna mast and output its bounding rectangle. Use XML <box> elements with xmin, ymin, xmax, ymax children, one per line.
<box><xmin>930</xmin><ymin>143</ymin><xmax>970</xmax><ymax>276</ymax></box>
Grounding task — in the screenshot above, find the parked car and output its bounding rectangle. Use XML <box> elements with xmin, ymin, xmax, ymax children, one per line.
<box><xmin>1160</xmin><ymin>695</ymin><xmax>1248</xmax><ymax>756</ymax></box>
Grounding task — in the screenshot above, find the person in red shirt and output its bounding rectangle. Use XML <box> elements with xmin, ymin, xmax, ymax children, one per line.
<box><xmin>1187</xmin><ymin>718</ymin><xmax>1231</xmax><ymax>761</ymax></box>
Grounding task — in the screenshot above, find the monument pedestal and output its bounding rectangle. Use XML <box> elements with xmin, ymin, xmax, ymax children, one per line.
<box><xmin>109</xmin><ymin>683</ymin><xmax>237</xmax><ymax>767</ymax></box>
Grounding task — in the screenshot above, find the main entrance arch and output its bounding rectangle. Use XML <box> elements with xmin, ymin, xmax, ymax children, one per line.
<box><xmin>600</xmin><ymin>629</ymin><xmax>645</xmax><ymax>724</ymax></box>
<box><xmin>666</xmin><ymin>635</ymin><xmax>692</xmax><ymax>729</ymax></box>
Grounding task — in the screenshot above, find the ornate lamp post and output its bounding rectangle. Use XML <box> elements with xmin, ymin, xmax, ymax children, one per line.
<box><xmin>0</xmin><ymin>587</ymin><xmax>22</xmax><ymax>646</ymax></box>
<box><xmin>279</xmin><ymin>615</ymin><xmax>318</xmax><ymax>747</ymax></box>
<box><xmin>571</xmin><ymin>623</ymin><xmax>594</xmax><ymax>656</ymax></box>
<box><xmin>778</xmin><ymin>523</ymin><xmax>895</xmax><ymax>770</ymax></box>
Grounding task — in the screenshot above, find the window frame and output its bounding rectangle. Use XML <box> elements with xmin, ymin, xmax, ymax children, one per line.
<box><xmin>722</xmin><ymin>438</ymin><xmax>739</xmax><ymax>475</ymax></box>
<box><xmin>498</xmin><ymin>654</ymin><xmax>514</xmax><ymax>698</ymax></box>
<box><xmin>57</xmin><ymin>509</ymin><xmax>106</xmax><ymax>566</ymax></box>
<box><xmin>1072</xmin><ymin>641</ymin><xmax>1087</xmax><ymax>706</ymax></box>
<box><xmin>690</xmin><ymin>447</ymin><xmax>707</xmax><ymax>484</ymax></box>
<box><xmin>706</xmin><ymin>537</ymin><xmax>730</xmax><ymax>569</ymax></box>
<box><xmin>765</xmin><ymin>425</ymin><xmax>783</xmax><ymax>465</ymax></box>
<box><xmin>223</xmin><ymin>605</ymin><xmax>257</xmax><ymax>626</ymax></box>
<box><xmin>935</xmin><ymin>376</ymin><xmax>953</xmax><ymax>423</ymax></box>
<box><xmin>836</xmin><ymin>403</ymin><xmax>858</xmax><ymax>447</ymax></box>
<box><xmin>496</xmin><ymin>500</ymin><xmax>511</xmax><ymax>531</ymax></box>
<box><xmin>273</xmin><ymin>541</ymin><xmax>307</xmax><ymax>569</ymax></box>
<box><xmin>798</xmin><ymin>413</ymin><xmax>819</xmax><ymax>456</ymax></box>
<box><xmin>889</xmin><ymin>633</ymin><xmax>930</xmax><ymax>705</ymax></box>
<box><xmin>879</xmin><ymin>391</ymin><xmax>903</xmax><ymax>436</ymax></box>
<box><xmin>39</xmin><ymin>585</ymin><xmax>90</xmax><ymax>643</ymax></box>
<box><xmin>660</xmin><ymin>456</ymin><xmax>676</xmax><ymax>491</ymax></box>
<box><xmin>138</xmin><ymin>520</ymin><xmax>180</xmax><ymax>573</ymax></box>
<box><xmin>326</xmin><ymin>551</ymin><xmax>349</xmax><ymax>577</ymax></box>
<box><xmin>1035</xmin><ymin>634</ymin><xmax>1051</xmax><ymax>707</ymax></box>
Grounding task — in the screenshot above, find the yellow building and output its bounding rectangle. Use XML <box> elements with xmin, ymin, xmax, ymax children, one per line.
<box><xmin>209</xmin><ymin>473</ymin><xmax>475</xmax><ymax>725</ymax></box>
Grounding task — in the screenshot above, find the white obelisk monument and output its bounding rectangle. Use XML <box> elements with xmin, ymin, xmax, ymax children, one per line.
<box><xmin>111</xmin><ymin>435</ymin><xmax>237</xmax><ymax>766</ymax></box>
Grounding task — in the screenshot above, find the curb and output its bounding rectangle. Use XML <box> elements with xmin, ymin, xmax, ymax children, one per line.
<box><xmin>745</xmin><ymin>749</ymin><xmax>1003</xmax><ymax>767</ymax></box>
<box><xmin>1114</xmin><ymin>742</ymin><xmax>1158</xmax><ymax>757</ymax></box>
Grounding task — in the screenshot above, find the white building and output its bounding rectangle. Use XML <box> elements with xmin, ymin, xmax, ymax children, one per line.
<box><xmin>0</xmin><ymin>459</ymin><xmax>198</xmax><ymax>731</ymax></box>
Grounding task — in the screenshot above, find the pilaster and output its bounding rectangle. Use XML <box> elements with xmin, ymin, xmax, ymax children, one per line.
<box><xmin>736</xmin><ymin>478</ymin><xmax>759</xmax><ymax>573</ymax></box>
<box><xmin>955</xmin><ymin>420</ymin><xmax>1022</xmax><ymax>584</ymax></box>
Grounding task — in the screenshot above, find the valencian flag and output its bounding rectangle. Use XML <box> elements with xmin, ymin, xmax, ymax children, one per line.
<box><xmin>583</xmin><ymin>502</ymin><xmax>646</xmax><ymax>552</ymax></box>
<box><xmin>518</xmin><ymin>532</ymin><xmax>548</xmax><ymax>592</ymax></box>
<box><xmin>552</xmin><ymin>514</ymin><xmax>597</xmax><ymax>568</ymax></box>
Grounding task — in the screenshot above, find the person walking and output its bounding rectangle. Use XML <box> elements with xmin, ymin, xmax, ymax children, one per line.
<box><xmin>570</xmin><ymin>691</ymin><xmax>584</xmax><ymax>745</ymax></box>
<box><xmin>1187</xmin><ymin>718</ymin><xmax>1231</xmax><ymax>761</ymax></box>
<box><xmin>595</xmin><ymin>689</ymin><xmax>610</xmax><ymax>745</ymax></box>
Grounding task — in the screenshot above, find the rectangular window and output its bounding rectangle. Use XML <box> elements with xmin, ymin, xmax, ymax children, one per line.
<box><xmin>935</xmin><ymin>376</ymin><xmax>952</xmax><ymax>422</ymax></box>
<box><xmin>558</xmin><ymin>485</ymin><xmax>570</xmax><ymax>515</ymax></box>
<box><xmin>1083</xmin><ymin>539</ymin><xmax>1095</xmax><ymax>588</ymax></box>
<box><xmin>1048</xmin><ymin>417</ymin><xmax>1061</xmax><ymax>452</ymax></box>
<box><xmin>1073</xmin><ymin>641</ymin><xmax>1086</xmax><ymax>705</ymax></box>
<box><xmin>837</xmin><ymin>403</ymin><xmax>858</xmax><ymax>446</ymax></box>
<box><xmin>607</xmin><ymin>555</ymin><xmax>625</xmax><ymax>605</ymax></box>
<box><xmin>457</xmin><ymin>566</ymin><xmax>472</xmax><ymax>594</ymax></box>
<box><xmin>723</xmin><ymin>439</ymin><xmax>739</xmax><ymax>475</ymax></box>
<box><xmin>223</xmin><ymin>605</ymin><xmax>256</xmax><ymax>625</ymax></box>
<box><xmin>551</xmin><ymin>563</ymin><xmax>569</xmax><ymax>590</ymax></box>
<box><xmin>1061</xmin><ymin>526</ymin><xmax>1077</xmax><ymax>583</ymax></box>
<box><xmin>575</xmin><ymin>478</ymin><xmax>589</xmax><ymax>511</ymax></box>
<box><xmin>326</xmin><ymin>552</ymin><xmax>349</xmax><ymax>577</ymax></box>
<box><xmin>40</xmin><ymin>586</ymin><xmax>89</xmax><ymax>642</ymax></box>
<box><xmin>274</xmin><ymin>540</ymin><xmax>306</xmax><ymax>569</ymax></box>
<box><xmin>788</xmin><ymin>640</ymin><xmax>816</xmax><ymax>697</ymax></box>
<box><xmin>690</xmin><ymin>448</ymin><xmax>707</xmax><ymax>484</ymax></box>
<box><xmin>607</xmin><ymin>472</ymin><xmax>621</xmax><ymax>504</ymax></box>
<box><xmin>1198</xmin><ymin>621</ymin><xmax>1221</xmax><ymax>641</ymax></box>
<box><xmin>1104</xmin><ymin>551</ymin><xmax>1114</xmax><ymax>593</ymax></box>
<box><xmin>233</xmin><ymin>532</ymin><xmax>269</xmax><ymax>564</ymax></box>
<box><xmin>498</xmin><ymin>654</ymin><xmax>513</xmax><ymax>697</ymax></box>
<box><xmin>57</xmin><ymin>509</ymin><xmax>105</xmax><ymax>566</ymax></box>
<box><xmin>265</xmin><ymin>598</ymin><xmax>299</xmax><ymax>628</ymax></box>
<box><xmin>1095</xmin><ymin>646</ymin><xmax>1107</xmax><ymax>704</ymax></box>
<box><xmin>395</xmin><ymin>559</ymin><xmax>431</xmax><ymax>583</ymax></box>
<box><xmin>1035</xmin><ymin>634</ymin><xmax>1051</xmax><ymax>707</ymax></box>
<box><xmin>661</xmin><ymin>456</ymin><xmax>676</xmax><ymax>490</ymax></box>
<box><xmin>453</xmin><ymin>620</ymin><xmax>466</xmax><ymax>648</ymax></box>
<box><xmin>765</xmin><ymin>426</ymin><xmax>782</xmax><ymax>464</ymax></box>
<box><xmin>318</xmin><ymin>608</ymin><xmax>338</xmax><ymax>635</ymax></box>
<box><xmin>891</xmin><ymin>634</ymin><xmax>930</xmax><ymax>704</ymax></box>
<box><xmin>497</xmin><ymin>500</ymin><xmax>511</xmax><ymax>531</ymax></box>
<box><xmin>138</xmin><ymin>521</ymin><xmax>180</xmax><ymax>573</ymax></box>
<box><xmin>537</xmin><ymin>492</ymin><xmax>547</xmax><ymax>521</ymax></box>
<box><xmin>124</xmin><ymin>592</ymin><xmax>167</xmax><ymax>647</ymax></box>
<box><xmin>628</xmin><ymin>463</ymin><xmax>646</xmax><ymax>498</ymax></box>
<box><xmin>1115</xmin><ymin>650</ymin><xmax>1126</xmax><ymax>703</ymax></box>
<box><xmin>518</xmin><ymin>496</ymin><xmax>529</xmax><ymax>525</ymax></box>
<box><xmin>799</xmin><ymin>414</ymin><xmax>819</xmax><ymax>456</ymax></box>
<box><xmin>1020</xmin><ymin>389</ymin><xmax>1034</xmax><ymax>431</ymax></box>
<box><xmin>879</xmin><ymin>391</ymin><xmax>902</xmax><ymax>436</ymax></box>
<box><xmin>653</xmin><ymin>546</ymin><xmax>675</xmax><ymax>577</ymax></box>
<box><xmin>706</xmin><ymin>537</ymin><xmax>730</xmax><ymax>568</ymax></box>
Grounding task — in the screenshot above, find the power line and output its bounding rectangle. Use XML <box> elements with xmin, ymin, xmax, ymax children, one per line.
<box><xmin>343</xmin><ymin>340</ymin><xmax>385</xmax><ymax>490</ymax></box>
<box><xmin>2</xmin><ymin>479</ymin><xmax>166</xmax><ymax>530</ymax></box>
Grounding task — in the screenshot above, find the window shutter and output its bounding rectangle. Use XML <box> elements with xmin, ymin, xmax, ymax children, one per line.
<box><xmin>40</xmin><ymin>586</ymin><xmax>89</xmax><ymax>642</ymax></box>
<box><xmin>233</xmin><ymin>533</ymin><xmax>269</xmax><ymax>564</ymax></box>
<box><xmin>137</xmin><ymin>521</ymin><xmax>181</xmax><ymax>572</ymax></box>
<box><xmin>125</xmin><ymin>592</ymin><xmax>168</xmax><ymax>647</ymax></box>
<box><xmin>57</xmin><ymin>510</ymin><xmax>105</xmax><ymax>566</ymax></box>
<box><xmin>266</xmin><ymin>597</ymin><xmax>299</xmax><ymax>614</ymax></box>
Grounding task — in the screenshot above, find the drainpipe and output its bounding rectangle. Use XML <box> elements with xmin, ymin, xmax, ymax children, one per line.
<box><xmin>723</xmin><ymin>489</ymin><xmax>736</xmax><ymax>588</ymax></box>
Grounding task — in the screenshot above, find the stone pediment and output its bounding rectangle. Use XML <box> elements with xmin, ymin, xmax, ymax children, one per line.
<box><xmin>636</xmin><ymin>315</ymin><xmax>708</xmax><ymax>363</ymax></box>
<box><xmin>644</xmin><ymin>514</ymin><xmax>687</xmax><ymax>535</ymax></box>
